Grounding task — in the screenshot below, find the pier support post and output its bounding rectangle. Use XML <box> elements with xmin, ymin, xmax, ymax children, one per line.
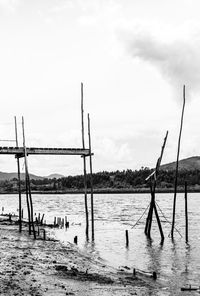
<box><xmin>88</xmin><ymin>113</ymin><xmax>94</xmax><ymax>241</ymax></box>
<box><xmin>22</xmin><ymin>116</ymin><xmax>36</xmax><ymax>239</ymax></box>
<box><xmin>81</xmin><ymin>82</ymin><xmax>89</xmax><ymax>239</ymax></box>
<box><xmin>15</xmin><ymin>117</ymin><xmax>22</xmax><ymax>232</ymax></box>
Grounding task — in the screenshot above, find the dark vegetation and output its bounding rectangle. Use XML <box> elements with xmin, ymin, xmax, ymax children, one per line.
<box><xmin>2</xmin><ymin>167</ymin><xmax>200</xmax><ymax>193</ymax></box>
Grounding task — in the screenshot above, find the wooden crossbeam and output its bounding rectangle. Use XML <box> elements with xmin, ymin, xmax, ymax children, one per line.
<box><xmin>0</xmin><ymin>147</ymin><xmax>90</xmax><ymax>156</ymax></box>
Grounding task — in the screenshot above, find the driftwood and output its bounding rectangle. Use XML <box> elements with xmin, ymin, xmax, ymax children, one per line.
<box><xmin>133</xmin><ymin>268</ymin><xmax>157</xmax><ymax>280</ymax></box>
<box><xmin>181</xmin><ymin>285</ymin><xmax>200</xmax><ymax>291</ymax></box>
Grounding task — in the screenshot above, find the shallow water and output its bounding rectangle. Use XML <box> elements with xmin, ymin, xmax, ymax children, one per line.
<box><xmin>1</xmin><ymin>192</ymin><xmax>200</xmax><ymax>293</ymax></box>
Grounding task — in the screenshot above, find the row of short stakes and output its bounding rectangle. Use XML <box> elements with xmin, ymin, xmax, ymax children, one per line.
<box><xmin>54</xmin><ymin>216</ymin><xmax>78</xmax><ymax>245</ymax></box>
<box><xmin>37</xmin><ymin>227</ymin><xmax>46</xmax><ymax>240</ymax></box>
<box><xmin>35</xmin><ymin>213</ymin><xmax>46</xmax><ymax>225</ymax></box>
<box><xmin>30</xmin><ymin>212</ymin><xmax>46</xmax><ymax>240</ymax></box>
<box><xmin>54</xmin><ymin>216</ymin><xmax>69</xmax><ymax>228</ymax></box>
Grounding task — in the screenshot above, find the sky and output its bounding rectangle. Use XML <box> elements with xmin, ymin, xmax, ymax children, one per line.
<box><xmin>0</xmin><ymin>0</ymin><xmax>200</xmax><ymax>176</ymax></box>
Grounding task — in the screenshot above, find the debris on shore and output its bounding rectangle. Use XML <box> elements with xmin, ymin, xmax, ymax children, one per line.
<box><xmin>0</xmin><ymin>221</ymin><xmax>164</xmax><ymax>296</ymax></box>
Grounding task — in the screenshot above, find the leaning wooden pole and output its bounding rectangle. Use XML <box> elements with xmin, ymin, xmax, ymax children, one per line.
<box><xmin>27</xmin><ymin>173</ymin><xmax>36</xmax><ymax>239</ymax></box>
<box><xmin>81</xmin><ymin>82</ymin><xmax>89</xmax><ymax>239</ymax></box>
<box><xmin>22</xmin><ymin>117</ymin><xmax>31</xmax><ymax>234</ymax></box>
<box><xmin>171</xmin><ymin>85</ymin><xmax>186</xmax><ymax>239</ymax></box>
<box><xmin>15</xmin><ymin>116</ymin><xmax>22</xmax><ymax>232</ymax></box>
<box><xmin>153</xmin><ymin>202</ymin><xmax>164</xmax><ymax>242</ymax></box>
<box><xmin>22</xmin><ymin>117</ymin><xmax>36</xmax><ymax>238</ymax></box>
<box><xmin>146</xmin><ymin>184</ymin><xmax>154</xmax><ymax>238</ymax></box>
<box><xmin>88</xmin><ymin>113</ymin><xmax>94</xmax><ymax>240</ymax></box>
<box><xmin>145</xmin><ymin>131</ymin><xmax>168</xmax><ymax>240</ymax></box>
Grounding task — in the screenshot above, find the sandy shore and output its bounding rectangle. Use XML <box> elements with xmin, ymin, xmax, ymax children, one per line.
<box><xmin>0</xmin><ymin>220</ymin><xmax>167</xmax><ymax>296</ymax></box>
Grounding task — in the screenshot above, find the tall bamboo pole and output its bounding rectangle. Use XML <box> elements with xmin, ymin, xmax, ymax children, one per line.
<box><xmin>15</xmin><ymin>116</ymin><xmax>22</xmax><ymax>232</ymax></box>
<box><xmin>81</xmin><ymin>82</ymin><xmax>89</xmax><ymax>239</ymax></box>
<box><xmin>171</xmin><ymin>85</ymin><xmax>186</xmax><ymax>239</ymax></box>
<box><xmin>88</xmin><ymin>113</ymin><xmax>94</xmax><ymax>240</ymax></box>
<box><xmin>185</xmin><ymin>181</ymin><xmax>188</xmax><ymax>243</ymax></box>
<box><xmin>22</xmin><ymin>117</ymin><xmax>36</xmax><ymax>238</ymax></box>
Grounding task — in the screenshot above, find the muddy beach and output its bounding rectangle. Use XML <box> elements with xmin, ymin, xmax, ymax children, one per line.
<box><xmin>0</xmin><ymin>219</ymin><xmax>165</xmax><ymax>296</ymax></box>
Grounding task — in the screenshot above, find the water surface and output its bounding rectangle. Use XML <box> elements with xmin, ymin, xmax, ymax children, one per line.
<box><xmin>1</xmin><ymin>192</ymin><xmax>200</xmax><ymax>294</ymax></box>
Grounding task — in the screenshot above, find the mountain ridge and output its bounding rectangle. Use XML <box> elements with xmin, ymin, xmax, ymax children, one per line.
<box><xmin>160</xmin><ymin>156</ymin><xmax>200</xmax><ymax>171</ymax></box>
<box><xmin>0</xmin><ymin>156</ymin><xmax>199</xmax><ymax>181</ymax></box>
<box><xmin>0</xmin><ymin>172</ymin><xmax>65</xmax><ymax>181</ymax></box>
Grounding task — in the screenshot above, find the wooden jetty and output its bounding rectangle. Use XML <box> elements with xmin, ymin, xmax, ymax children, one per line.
<box><xmin>0</xmin><ymin>83</ymin><xmax>95</xmax><ymax>241</ymax></box>
<box><xmin>0</xmin><ymin>147</ymin><xmax>90</xmax><ymax>156</ymax></box>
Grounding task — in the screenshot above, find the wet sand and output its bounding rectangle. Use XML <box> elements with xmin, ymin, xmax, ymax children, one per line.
<box><xmin>0</xmin><ymin>221</ymin><xmax>166</xmax><ymax>296</ymax></box>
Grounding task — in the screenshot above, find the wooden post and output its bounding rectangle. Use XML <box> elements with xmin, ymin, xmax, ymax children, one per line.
<box><xmin>171</xmin><ymin>85</ymin><xmax>186</xmax><ymax>239</ymax></box>
<box><xmin>43</xmin><ymin>229</ymin><xmax>46</xmax><ymax>240</ymax></box>
<box><xmin>185</xmin><ymin>181</ymin><xmax>188</xmax><ymax>243</ymax></box>
<box><xmin>154</xmin><ymin>202</ymin><xmax>164</xmax><ymax>242</ymax></box>
<box><xmin>15</xmin><ymin>116</ymin><xmax>22</xmax><ymax>232</ymax></box>
<box><xmin>147</xmin><ymin>182</ymin><xmax>164</xmax><ymax>242</ymax></box>
<box><xmin>152</xmin><ymin>272</ymin><xmax>157</xmax><ymax>280</ymax></box>
<box><xmin>81</xmin><ymin>82</ymin><xmax>89</xmax><ymax>239</ymax></box>
<box><xmin>25</xmin><ymin>175</ymin><xmax>31</xmax><ymax>233</ymax></box>
<box><xmin>41</xmin><ymin>214</ymin><xmax>44</xmax><ymax>225</ymax></box>
<box><xmin>22</xmin><ymin>117</ymin><xmax>36</xmax><ymax>239</ymax></box>
<box><xmin>88</xmin><ymin>113</ymin><xmax>94</xmax><ymax>241</ymax></box>
<box><xmin>125</xmin><ymin>230</ymin><xmax>129</xmax><ymax>247</ymax></box>
<box><xmin>146</xmin><ymin>184</ymin><xmax>154</xmax><ymax>239</ymax></box>
<box><xmin>74</xmin><ymin>236</ymin><xmax>78</xmax><ymax>244</ymax></box>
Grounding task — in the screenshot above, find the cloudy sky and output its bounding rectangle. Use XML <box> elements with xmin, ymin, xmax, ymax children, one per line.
<box><xmin>0</xmin><ymin>0</ymin><xmax>200</xmax><ymax>176</ymax></box>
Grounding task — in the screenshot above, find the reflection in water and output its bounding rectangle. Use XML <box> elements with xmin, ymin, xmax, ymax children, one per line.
<box><xmin>146</xmin><ymin>242</ymin><xmax>163</xmax><ymax>273</ymax></box>
<box><xmin>1</xmin><ymin>192</ymin><xmax>200</xmax><ymax>294</ymax></box>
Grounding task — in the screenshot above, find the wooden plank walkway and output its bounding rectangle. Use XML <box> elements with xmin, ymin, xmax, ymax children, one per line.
<box><xmin>0</xmin><ymin>147</ymin><xmax>90</xmax><ymax>156</ymax></box>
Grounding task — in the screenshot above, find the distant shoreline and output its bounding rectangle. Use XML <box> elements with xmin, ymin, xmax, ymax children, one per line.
<box><xmin>1</xmin><ymin>187</ymin><xmax>200</xmax><ymax>194</ymax></box>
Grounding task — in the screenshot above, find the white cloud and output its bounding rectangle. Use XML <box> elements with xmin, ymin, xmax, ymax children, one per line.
<box><xmin>0</xmin><ymin>0</ymin><xmax>19</xmax><ymax>13</ymax></box>
<box><xmin>119</xmin><ymin>21</ymin><xmax>200</xmax><ymax>101</ymax></box>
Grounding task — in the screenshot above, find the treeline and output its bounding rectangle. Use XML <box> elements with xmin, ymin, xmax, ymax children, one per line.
<box><xmin>2</xmin><ymin>167</ymin><xmax>200</xmax><ymax>193</ymax></box>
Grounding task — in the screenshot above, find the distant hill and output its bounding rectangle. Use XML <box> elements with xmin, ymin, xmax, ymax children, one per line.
<box><xmin>161</xmin><ymin>156</ymin><xmax>200</xmax><ymax>171</ymax></box>
<box><xmin>0</xmin><ymin>172</ymin><xmax>44</xmax><ymax>181</ymax></box>
<box><xmin>0</xmin><ymin>172</ymin><xmax>64</xmax><ymax>181</ymax></box>
<box><xmin>46</xmin><ymin>173</ymin><xmax>64</xmax><ymax>179</ymax></box>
